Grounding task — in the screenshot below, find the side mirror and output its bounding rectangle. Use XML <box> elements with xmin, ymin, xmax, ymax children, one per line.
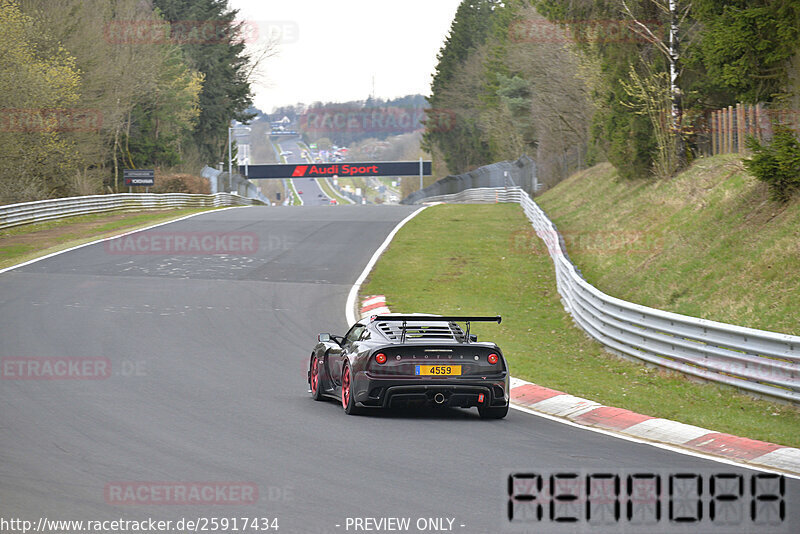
<box><xmin>318</xmin><ymin>333</ymin><xmax>332</xmax><ymax>343</ymax></box>
<box><xmin>469</xmin><ymin>334</ymin><xmax>478</xmax><ymax>342</ymax></box>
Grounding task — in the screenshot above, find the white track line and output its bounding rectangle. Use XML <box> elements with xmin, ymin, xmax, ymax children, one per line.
<box><xmin>287</xmin><ymin>179</ymin><xmax>304</xmax><ymax>206</ymax></box>
<box><xmin>510</xmin><ymin>403</ymin><xmax>799</xmax><ymax>479</ymax></box>
<box><xmin>317</xmin><ymin>178</ymin><xmax>353</xmax><ymax>204</ymax></box>
<box><xmin>345</xmin><ymin>206</ymin><xmax>429</xmax><ymax>326</ymax></box>
<box><xmin>0</xmin><ymin>206</ymin><xmax>248</xmax><ymax>275</ymax></box>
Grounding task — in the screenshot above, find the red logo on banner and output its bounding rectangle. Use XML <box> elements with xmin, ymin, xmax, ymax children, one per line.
<box><xmin>292</xmin><ymin>166</ymin><xmax>308</xmax><ymax>177</ymax></box>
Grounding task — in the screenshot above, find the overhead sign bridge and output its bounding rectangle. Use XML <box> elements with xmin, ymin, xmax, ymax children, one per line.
<box><xmin>243</xmin><ymin>161</ymin><xmax>432</xmax><ymax>179</ymax></box>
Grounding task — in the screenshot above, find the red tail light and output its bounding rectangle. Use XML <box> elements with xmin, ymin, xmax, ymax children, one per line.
<box><xmin>375</xmin><ymin>353</ymin><xmax>387</xmax><ymax>364</ymax></box>
<box><xmin>488</xmin><ymin>353</ymin><xmax>499</xmax><ymax>364</ymax></box>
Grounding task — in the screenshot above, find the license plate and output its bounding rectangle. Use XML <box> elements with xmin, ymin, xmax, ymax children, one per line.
<box><xmin>416</xmin><ymin>365</ymin><xmax>461</xmax><ymax>376</ymax></box>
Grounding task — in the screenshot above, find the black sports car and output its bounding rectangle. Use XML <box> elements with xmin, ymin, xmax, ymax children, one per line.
<box><xmin>307</xmin><ymin>314</ymin><xmax>509</xmax><ymax>418</ymax></box>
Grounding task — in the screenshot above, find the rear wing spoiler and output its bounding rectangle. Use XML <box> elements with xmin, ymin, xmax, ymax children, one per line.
<box><xmin>371</xmin><ymin>315</ymin><xmax>501</xmax><ymax>324</ymax></box>
<box><xmin>370</xmin><ymin>315</ymin><xmax>501</xmax><ymax>344</ymax></box>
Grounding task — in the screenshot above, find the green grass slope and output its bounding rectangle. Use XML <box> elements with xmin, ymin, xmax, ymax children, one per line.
<box><xmin>537</xmin><ymin>155</ymin><xmax>800</xmax><ymax>335</ymax></box>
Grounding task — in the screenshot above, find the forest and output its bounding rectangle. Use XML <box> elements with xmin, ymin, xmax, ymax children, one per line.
<box><xmin>425</xmin><ymin>0</ymin><xmax>800</xmax><ymax>189</ymax></box>
<box><xmin>0</xmin><ymin>0</ymin><xmax>259</xmax><ymax>203</ymax></box>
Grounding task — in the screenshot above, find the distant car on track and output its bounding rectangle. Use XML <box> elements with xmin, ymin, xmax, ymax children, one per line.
<box><xmin>308</xmin><ymin>315</ymin><xmax>509</xmax><ymax>418</ymax></box>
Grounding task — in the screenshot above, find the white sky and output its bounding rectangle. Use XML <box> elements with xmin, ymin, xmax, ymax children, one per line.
<box><xmin>229</xmin><ymin>0</ymin><xmax>463</xmax><ymax>112</ymax></box>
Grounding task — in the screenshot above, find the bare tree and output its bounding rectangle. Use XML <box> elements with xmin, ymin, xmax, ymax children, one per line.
<box><xmin>620</xmin><ymin>0</ymin><xmax>691</xmax><ymax>167</ymax></box>
<box><xmin>505</xmin><ymin>6</ymin><xmax>595</xmax><ymax>186</ymax></box>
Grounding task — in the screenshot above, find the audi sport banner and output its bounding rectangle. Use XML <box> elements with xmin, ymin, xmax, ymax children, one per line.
<box><xmin>242</xmin><ymin>161</ymin><xmax>431</xmax><ymax>179</ymax></box>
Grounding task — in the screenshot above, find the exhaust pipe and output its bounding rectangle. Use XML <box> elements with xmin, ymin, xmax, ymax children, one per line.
<box><xmin>433</xmin><ymin>393</ymin><xmax>445</xmax><ymax>404</ymax></box>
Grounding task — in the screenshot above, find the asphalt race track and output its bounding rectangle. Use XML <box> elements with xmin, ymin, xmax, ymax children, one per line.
<box><xmin>277</xmin><ymin>137</ymin><xmax>331</xmax><ymax>206</ymax></box>
<box><xmin>1</xmin><ymin>205</ymin><xmax>797</xmax><ymax>533</ymax></box>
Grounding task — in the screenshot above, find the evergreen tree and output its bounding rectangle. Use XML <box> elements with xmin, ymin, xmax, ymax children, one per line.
<box><xmin>691</xmin><ymin>0</ymin><xmax>800</xmax><ymax>103</ymax></box>
<box><xmin>153</xmin><ymin>0</ymin><xmax>255</xmax><ymax>163</ymax></box>
<box><xmin>425</xmin><ymin>0</ymin><xmax>500</xmax><ymax>174</ymax></box>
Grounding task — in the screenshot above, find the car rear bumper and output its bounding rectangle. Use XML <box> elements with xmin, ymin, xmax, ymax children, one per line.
<box><xmin>354</xmin><ymin>373</ymin><xmax>509</xmax><ymax>409</ymax></box>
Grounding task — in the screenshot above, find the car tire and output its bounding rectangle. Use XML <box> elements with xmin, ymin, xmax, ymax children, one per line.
<box><xmin>309</xmin><ymin>354</ymin><xmax>324</xmax><ymax>401</ymax></box>
<box><xmin>478</xmin><ymin>403</ymin><xmax>509</xmax><ymax>419</ymax></box>
<box><xmin>341</xmin><ymin>362</ymin><xmax>361</xmax><ymax>415</ymax></box>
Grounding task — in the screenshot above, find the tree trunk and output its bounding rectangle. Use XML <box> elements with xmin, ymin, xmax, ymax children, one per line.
<box><xmin>669</xmin><ymin>0</ymin><xmax>686</xmax><ymax>167</ymax></box>
<box><xmin>125</xmin><ymin>109</ymin><xmax>133</xmax><ymax>168</ymax></box>
<box><xmin>113</xmin><ymin>125</ymin><xmax>120</xmax><ymax>192</ymax></box>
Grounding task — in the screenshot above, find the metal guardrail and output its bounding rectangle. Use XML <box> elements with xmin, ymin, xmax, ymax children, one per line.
<box><xmin>0</xmin><ymin>192</ymin><xmax>264</xmax><ymax>230</ymax></box>
<box><xmin>402</xmin><ymin>155</ymin><xmax>538</xmax><ymax>204</ymax></box>
<box><xmin>330</xmin><ymin>180</ymin><xmax>365</xmax><ymax>204</ymax></box>
<box><xmin>417</xmin><ymin>187</ymin><xmax>800</xmax><ymax>404</ymax></box>
<box><xmin>201</xmin><ymin>166</ymin><xmax>271</xmax><ymax>204</ymax></box>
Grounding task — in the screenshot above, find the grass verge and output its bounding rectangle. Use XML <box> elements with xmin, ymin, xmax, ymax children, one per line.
<box><xmin>286</xmin><ymin>179</ymin><xmax>303</xmax><ymax>206</ymax></box>
<box><xmin>0</xmin><ymin>208</ymin><xmax>219</xmax><ymax>270</ymax></box>
<box><xmin>316</xmin><ymin>178</ymin><xmax>352</xmax><ymax>204</ymax></box>
<box><xmin>270</xmin><ymin>138</ymin><xmax>286</xmax><ymax>163</ymax></box>
<box><xmin>360</xmin><ymin>203</ymin><xmax>800</xmax><ymax>447</ymax></box>
<box><xmin>336</xmin><ymin>177</ymin><xmax>371</xmax><ymax>200</ymax></box>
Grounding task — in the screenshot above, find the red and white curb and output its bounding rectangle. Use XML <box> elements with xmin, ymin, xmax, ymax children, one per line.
<box><xmin>509</xmin><ymin>377</ymin><xmax>800</xmax><ymax>476</ymax></box>
<box><xmin>360</xmin><ymin>295</ymin><xmax>391</xmax><ymax>316</ymax></box>
<box><xmin>359</xmin><ymin>295</ymin><xmax>800</xmax><ymax>477</ymax></box>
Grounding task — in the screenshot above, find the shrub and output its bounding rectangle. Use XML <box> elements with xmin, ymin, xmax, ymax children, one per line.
<box><xmin>153</xmin><ymin>178</ymin><xmax>189</xmax><ymax>194</ymax></box>
<box><xmin>744</xmin><ymin>126</ymin><xmax>800</xmax><ymax>202</ymax></box>
<box><xmin>151</xmin><ymin>173</ymin><xmax>210</xmax><ymax>194</ymax></box>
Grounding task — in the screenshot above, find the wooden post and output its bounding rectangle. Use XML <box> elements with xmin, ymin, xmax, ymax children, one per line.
<box><xmin>743</xmin><ymin>104</ymin><xmax>749</xmax><ymax>142</ymax></box>
<box><xmin>721</xmin><ymin>107</ymin><xmax>727</xmax><ymax>154</ymax></box>
<box><xmin>733</xmin><ymin>103</ymin><xmax>744</xmax><ymax>153</ymax></box>
<box><xmin>755</xmin><ymin>103</ymin><xmax>763</xmax><ymax>141</ymax></box>
<box><xmin>711</xmin><ymin>110</ymin><xmax>717</xmax><ymax>155</ymax></box>
<box><xmin>737</xmin><ymin>103</ymin><xmax>745</xmax><ymax>152</ymax></box>
<box><xmin>727</xmin><ymin>105</ymin><xmax>735</xmax><ymax>154</ymax></box>
<box><xmin>764</xmin><ymin>105</ymin><xmax>773</xmax><ymax>140</ymax></box>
